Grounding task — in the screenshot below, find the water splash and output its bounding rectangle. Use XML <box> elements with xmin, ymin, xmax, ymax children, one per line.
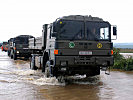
<box><xmin>15</xmin><ymin>70</ymin><xmax>37</xmax><ymax>76</ymax></box>
<box><xmin>15</xmin><ymin>69</ymin><xmax>100</xmax><ymax>86</ymax></box>
<box><xmin>65</xmin><ymin>75</ymin><xmax>100</xmax><ymax>85</ymax></box>
<box><xmin>30</xmin><ymin>77</ymin><xmax>65</xmax><ymax>86</ymax></box>
<box><xmin>1</xmin><ymin>67</ymin><xmax>100</xmax><ymax>86</ymax></box>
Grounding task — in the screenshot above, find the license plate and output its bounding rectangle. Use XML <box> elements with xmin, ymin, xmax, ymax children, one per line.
<box><xmin>79</xmin><ymin>51</ymin><xmax>92</xmax><ymax>55</ymax></box>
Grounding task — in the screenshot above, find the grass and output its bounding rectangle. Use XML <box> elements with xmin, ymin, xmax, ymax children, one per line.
<box><xmin>119</xmin><ymin>48</ymin><xmax>133</xmax><ymax>53</ymax></box>
<box><xmin>112</xmin><ymin>48</ymin><xmax>133</xmax><ymax>71</ymax></box>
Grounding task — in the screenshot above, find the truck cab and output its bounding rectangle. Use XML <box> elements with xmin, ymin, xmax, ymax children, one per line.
<box><xmin>10</xmin><ymin>35</ymin><xmax>34</xmax><ymax>60</ymax></box>
<box><xmin>1</xmin><ymin>42</ymin><xmax>8</xmax><ymax>52</ymax></box>
<box><xmin>32</xmin><ymin>15</ymin><xmax>117</xmax><ymax>77</ymax></box>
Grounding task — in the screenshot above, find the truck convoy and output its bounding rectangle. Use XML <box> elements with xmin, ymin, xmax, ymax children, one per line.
<box><xmin>8</xmin><ymin>35</ymin><xmax>34</xmax><ymax>60</ymax></box>
<box><xmin>29</xmin><ymin>15</ymin><xmax>117</xmax><ymax>78</ymax></box>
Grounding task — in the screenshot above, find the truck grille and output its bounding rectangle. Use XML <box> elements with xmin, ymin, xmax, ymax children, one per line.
<box><xmin>74</xmin><ymin>56</ymin><xmax>95</xmax><ymax>65</ymax></box>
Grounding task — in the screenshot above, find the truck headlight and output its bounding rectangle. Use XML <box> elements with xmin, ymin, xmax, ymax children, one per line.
<box><xmin>17</xmin><ymin>51</ymin><xmax>19</xmax><ymax>54</ymax></box>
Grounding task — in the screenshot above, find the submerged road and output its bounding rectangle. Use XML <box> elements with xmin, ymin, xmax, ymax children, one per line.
<box><xmin>0</xmin><ymin>49</ymin><xmax>133</xmax><ymax>100</ymax></box>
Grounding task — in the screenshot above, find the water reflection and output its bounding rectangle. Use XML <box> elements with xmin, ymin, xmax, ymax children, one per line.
<box><xmin>38</xmin><ymin>84</ymin><xmax>100</xmax><ymax>100</ymax></box>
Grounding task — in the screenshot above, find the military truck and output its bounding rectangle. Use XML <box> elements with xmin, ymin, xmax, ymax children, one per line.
<box><xmin>1</xmin><ymin>42</ymin><xmax>8</xmax><ymax>52</ymax></box>
<box><xmin>29</xmin><ymin>15</ymin><xmax>117</xmax><ymax>78</ymax></box>
<box><xmin>10</xmin><ymin>35</ymin><xmax>34</xmax><ymax>60</ymax></box>
<box><xmin>0</xmin><ymin>43</ymin><xmax>2</xmax><ymax>47</ymax></box>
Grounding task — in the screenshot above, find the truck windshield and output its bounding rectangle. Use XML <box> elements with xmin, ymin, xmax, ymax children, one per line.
<box><xmin>86</xmin><ymin>22</ymin><xmax>110</xmax><ymax>41</ymax></box>
<box><xmin>54</xmin><ymin>20</ymin><xmax>84</xmax><ymax>40</ymax></box>
<box><xmin>14</xmin><ymin>37</ymin><xmax>29</xmax><ymax>44</ymax></box>
<box><xmin>54</xmin><ymin>20</ymin><xmax>110</xmax><ymax>41</ymax></box>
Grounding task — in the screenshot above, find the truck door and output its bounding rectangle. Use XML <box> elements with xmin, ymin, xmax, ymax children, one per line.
<box><xmin>46</xmin><ymin>24</ymin><xmax>56</xmax><ymax>60</ymax></box>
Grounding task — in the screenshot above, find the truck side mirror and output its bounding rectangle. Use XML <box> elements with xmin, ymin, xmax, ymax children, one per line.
<box><xmin>113</xmin><ymin>26</ymin><xmax>117</xmax><ymax>35</ymax></box>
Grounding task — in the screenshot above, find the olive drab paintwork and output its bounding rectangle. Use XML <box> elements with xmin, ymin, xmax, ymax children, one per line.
<box><xmin>29</xmin><ymin>15</ymin><xmax>117</xmax><ymax>77</ymax></box>
<box><xmin>8</xmin><ymin>35</ymin><xmax>34</xmax><ymax>60</ymax></box>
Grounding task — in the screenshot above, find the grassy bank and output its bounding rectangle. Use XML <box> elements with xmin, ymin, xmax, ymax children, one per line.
<box><xmin>112</xmin><ymin>48</ymin><xmax>133</xmax><ymax>71</ymax></box>
<box><xmin>119</xmin><ymin>48</ymin><xmax>133</xmax><ymax>53</ymax></box>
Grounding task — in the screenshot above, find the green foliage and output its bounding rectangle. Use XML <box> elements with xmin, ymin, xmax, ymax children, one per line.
<box><xmin>113</xmin><ymin>48</ymin><xmax>123</xmax><ymax>61</ymax></box>
<box><xmin>112</xmin><ymin>48</ymin><xmax>133</xmax><ymax>71</ymax></box>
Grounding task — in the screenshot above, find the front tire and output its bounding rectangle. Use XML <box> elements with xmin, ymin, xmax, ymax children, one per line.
<box><xmin>45</xmin><ymin>66</ymin><xmax>50</xmax><ymax>77</ymax></box>
<box><xmin>7</xmin><ymin>51</ymin><xmax>10</xmax><ymax>56</ymax></box>
<box><xmin>13</xmin><ymin>53</ymin><xmax>17</xmax><ymax>60</ymax></box>
<box><xmin>30</xmin><ymin>56</ymin><xmax>37</xmax><ymax>70</ymax></box>
<box><xmin>42</xmin><ymin>56</ymin><xmax>46</xmax><ymax>72</ymax></box>
<box><xmin>45</xmin><ymin>61</ymin><xmax>51</xmax><ymax>78</ymax></box>
<box><xmin>42</xmin><ymin>52</ymin><xmax>49</xmax><ymax>72</ymax></box>
<box><xmin>10</xmin><ymin>50</ymin><xmax>13</xmax><ymax>59</ymax></box>
<box><xmin>11</xmin><ymin>55</ymin><xmax>13</xmax><ymax>59</ymax></box>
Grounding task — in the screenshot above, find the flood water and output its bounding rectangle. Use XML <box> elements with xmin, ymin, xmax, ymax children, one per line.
<box><xmin>0</xmin><ymin>49</ymin><xmax>133</xmax><ymax>100</ymax></box>
<box><xmin>120</xmin><ymin>53</ymin><xmax>133</xmax><ymax>58</ymax></box>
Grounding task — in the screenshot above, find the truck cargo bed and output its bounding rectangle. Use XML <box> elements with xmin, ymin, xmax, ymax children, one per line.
<box><xmin>29</xmin><ymin>37</ymin><xmax>42</xmax><ymax>50</ymax></box>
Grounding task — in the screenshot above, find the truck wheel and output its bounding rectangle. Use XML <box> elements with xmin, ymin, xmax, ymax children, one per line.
<box><xmin>42</xmin><ymin>56</ymin><xmax>45</xmax><ymax>72</ymax></box>
<box><xmin>7</xmin><ymin>51</ymin><xmax>10</xmax><ymax>56</ymax></box>
<box><xmin>13</xmin><ymin>53</ymin><xmax>17</xmax><ymax>60</ymax></box>
<box><xmin>30</xmin><ymin>57</ymin><xmax>37</xmax><ymax>70</ymax></box>
<box><xmin>11</xmin><ymin>55</ymin><xmax>13</xmax><ymax>59</ymax></box>
<box><xmin>30</xmin><ymin>58</ymin><xmax>32</xmax><ymax>69</ymax></box>
<box><xmin>42</xmin><ymin>52</ymin><xmax>49</xmax><ymax>72</ymax></box>
<box><xmin>45</xmin><ymin>67</ymin><xmax>50</xmax><ymax>77</ymax></box>
<box><xmin>10</xmin><ymin>50</ymin><xmax>13</xmax><ymax>59</ymax></box>
<box><xmin>45</xmin><ymin>61</ymin><xmax>51</xmax><ymax>78</ymax></box>
<box><xmin>10</xmin><ymin>54</ymin><xmax>13</xmax><ymax>59</ymax></box>
<box><xmin>57</xmin><ymin>76</ymin><xmax>65</xmax><ymax>83</ymax></box>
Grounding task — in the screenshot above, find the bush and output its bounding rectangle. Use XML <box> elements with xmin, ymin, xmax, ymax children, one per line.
<box><xmin>112</xmin><ymin>48</ymin><xmax>133</xmax><ymax>71</ymax></box>
<box><xmin>113</xmin><ymin>48</ymin><xmax>123</xmax><ymax>61</ymax></box>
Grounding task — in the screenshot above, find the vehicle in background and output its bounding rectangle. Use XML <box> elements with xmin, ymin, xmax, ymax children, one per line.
<box><xmin>9</xmin><ymin>35</ymin><xmax>34</xmax><ymax>60</ymax></box>
<box><xmin>1</xmin><ymin>42</ymin><xmax>8</xmax><ymax>52</ymax></box>
<box><xmin>0</xmin><ymin>43</ymin><xmax>2</xmax><ymax>47</ymax></box>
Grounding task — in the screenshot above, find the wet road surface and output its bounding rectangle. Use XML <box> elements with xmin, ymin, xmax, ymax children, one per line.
<box><xmin>0</xmin><ymin>49</ymin><xmax>133</xmax><ymax>100</ymax></box>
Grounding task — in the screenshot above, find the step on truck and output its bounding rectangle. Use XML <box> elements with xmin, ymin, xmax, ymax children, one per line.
<box><xmin>29</xmin><ymin>15</ymin><xmax>117</xmax><ymax>78</ymax></box>
<box><xmin>9</xmin><ymin>35</ymin><xmax>34</xmax><ymax>60</ymax></box>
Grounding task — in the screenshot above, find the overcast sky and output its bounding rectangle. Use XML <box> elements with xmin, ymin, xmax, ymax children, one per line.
<box><xmin>0</xmin><ymin>0</ymin><xmax>133</xmax><ymax>43</ymax></box>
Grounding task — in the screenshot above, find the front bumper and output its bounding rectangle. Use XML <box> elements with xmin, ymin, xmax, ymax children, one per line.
<box><xmin>55</xmin><ymin>56</ymin><xmax>114</xmax><ymax>67</ymax></box>
<box><xmin>15</xmin><ymin>49</ymin><xmax>32</xmax><ymax>57</ymax></box>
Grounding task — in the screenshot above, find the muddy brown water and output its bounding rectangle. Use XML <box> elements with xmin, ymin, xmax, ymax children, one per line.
<box><xmin>0</xmin><ymin>50</ymin><xmax>133</xmax><ymax>100</ymax></box>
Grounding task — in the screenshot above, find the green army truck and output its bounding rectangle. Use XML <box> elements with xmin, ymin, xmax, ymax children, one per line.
<box><xmin>29</xmin><ymin>15</ymin><xmax>117</xmax><ymax>78</ymax></box>
<box><xmin>10</xmin><ymin>35</ymin><xmax>34</xmax><ymax>60</ymax></box>
<box><xmin>1</xmin><ymin>42</ymin><xmax>8</xmax><ymax>52</ymax></box>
